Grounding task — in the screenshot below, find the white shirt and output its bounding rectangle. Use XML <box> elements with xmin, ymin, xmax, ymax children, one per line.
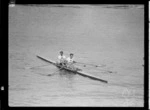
<box><xmin>58</xmin><ymin>55</ymin><xmax>66</xmax><ymax>63</ymax></box>
<box><xmin>58</xmin><ymin>55</ymin><xmax>66</xmax><ymax>60</ymax></box>
<box><xmin>67</xmin><ymin>57</ymin><xmax>74</xmax><ymax>63</ymax></box>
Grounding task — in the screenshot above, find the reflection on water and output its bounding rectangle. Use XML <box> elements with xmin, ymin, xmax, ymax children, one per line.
<box><xmin>58</xmin><ymin>70</ymin><xmax>76</xmax><ymax>89</ymax></box>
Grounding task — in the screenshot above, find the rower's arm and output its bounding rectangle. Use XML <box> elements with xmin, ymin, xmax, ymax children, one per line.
<box><xmin>57</xmin><ymin>56</ymin><xmax>61</xmax><ymax>63</ymax></box>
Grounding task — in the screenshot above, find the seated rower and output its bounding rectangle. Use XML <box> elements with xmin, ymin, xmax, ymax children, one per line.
<box><xmin>57</xmin><ymin>51</ymin><xmax>67</xmax><ymax>66</ymax></box>
<box><xmin>67</xmin><ymin>53</ymin><xmax>81</xmax><ymax>71</ymax></box>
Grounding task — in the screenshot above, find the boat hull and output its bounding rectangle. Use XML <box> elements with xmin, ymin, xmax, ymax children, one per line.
<box><xmin>37</xmin><ymin>55</ymin><xmax>108</xmax><ymax>83</ymax></box>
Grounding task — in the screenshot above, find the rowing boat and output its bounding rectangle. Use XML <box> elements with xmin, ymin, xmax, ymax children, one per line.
<box><xmin>36</xmin><ymin>55</ymin><xmax>108</xmax><ymax>83</ymax></box>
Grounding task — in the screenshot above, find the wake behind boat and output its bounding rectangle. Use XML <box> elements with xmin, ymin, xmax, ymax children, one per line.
<box><xmin>36</xmin><ymin>55</ymin><xmax>108</xmax><ymax>83</ymax></box>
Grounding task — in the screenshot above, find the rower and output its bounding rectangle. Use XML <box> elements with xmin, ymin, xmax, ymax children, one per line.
<box><xmin>67</xmin><ymin>53</ymin><xmax>75</xmax><ymax>63</ymax></box>
<box><xmin>57</xmin><ymin>51</ymin><xmax>67</xmax><ymax>66</ymax></box>
<box><xmin>67</xmin><ymin>53</ymin><xmax>81</xmax><ymax>71</ymax></box>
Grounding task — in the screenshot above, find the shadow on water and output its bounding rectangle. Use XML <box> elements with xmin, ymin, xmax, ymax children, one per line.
<box><xmin>59</xmin><ymin>70</ymin><xmax>76</xmax><ymax>79</ymax></box>
<box><xmin>54</xmin><ymin>70</ymin><xmax>77</xmax><ymax>90</ymax></box>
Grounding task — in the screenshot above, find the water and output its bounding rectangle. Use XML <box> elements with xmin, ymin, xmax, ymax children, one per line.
<box><xmin>9</xmin><ymin>5</ymin><xmax>144</xmax><ymax>106</ymax></box>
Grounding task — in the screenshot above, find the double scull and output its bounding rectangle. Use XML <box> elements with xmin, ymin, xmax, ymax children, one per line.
<box><xmin>37</xmin><ymin>55</ymin><xmax>108</xmax><ymax>83</ymax></box>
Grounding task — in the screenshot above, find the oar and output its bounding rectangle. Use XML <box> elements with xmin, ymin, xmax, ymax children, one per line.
<box><xmin>75</xmin><ymin>61</ymin><xmax>105</xmax><ymax>67</ymax></box>
<box><xmin>26</xmin><ymin>64</ymin><xmax>51</xmax><ymax>69</ymax></box>
<box><xmin>47</xmin><ymin>65</ymin><xmax>64</xmax><ymax>76</ymax></box>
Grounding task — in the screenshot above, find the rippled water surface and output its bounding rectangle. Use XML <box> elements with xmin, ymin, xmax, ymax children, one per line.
<box><xmin>9</xmin><ymin>5</ymin><xmax>144</xmax><ymax>106</ymax></box>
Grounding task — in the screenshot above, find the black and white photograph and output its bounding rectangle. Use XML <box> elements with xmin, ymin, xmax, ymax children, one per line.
<box><xmin>8</xmin><ymin>4</ymin><xmax>144</xmax><ymax>107</ymax></box>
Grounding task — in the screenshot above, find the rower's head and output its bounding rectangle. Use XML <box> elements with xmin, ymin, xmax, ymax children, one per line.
<box><xmin>70</xmin><ymin>53</ymin><xmax>74</xmax><ymax>58</ymax></box>
<box><xmin>60</xmin><ymin>51</ymin><xmax>63</xmax><ymax>56</ymax></box>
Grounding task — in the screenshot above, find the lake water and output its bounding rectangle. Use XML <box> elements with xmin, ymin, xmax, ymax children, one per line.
<box><xmin>9</xmin><ymin>5</ymin><xmax>144</xmax><ymax>106</ymax></box>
